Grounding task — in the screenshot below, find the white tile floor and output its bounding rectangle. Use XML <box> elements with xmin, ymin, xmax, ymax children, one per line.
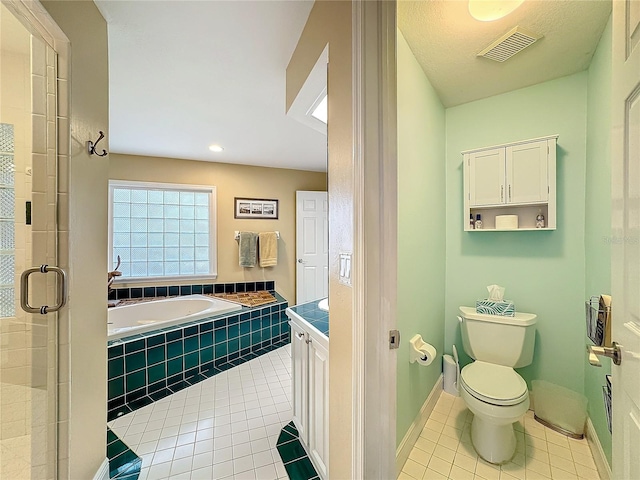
<box><xmin>108</xmin><ymin>345</ymin><xmax>293</xmax><ymax>480</ymax></box>
<box><xmin>400</xmin><ymin>392</ymin><xmax>602</xmax><ymax>480</ymax></box>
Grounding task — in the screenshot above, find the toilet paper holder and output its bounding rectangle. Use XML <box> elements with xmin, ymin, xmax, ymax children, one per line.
<box><xmin>409</xmin><ymin>334</ymin><xmax>436</xmax><ymax>365</ymax></box>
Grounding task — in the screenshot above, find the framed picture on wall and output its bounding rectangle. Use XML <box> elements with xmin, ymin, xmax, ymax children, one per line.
<box><xmin>234</xmin><ymin>197</ymin><xmax>279</xmax><ymax>219</ymax></box>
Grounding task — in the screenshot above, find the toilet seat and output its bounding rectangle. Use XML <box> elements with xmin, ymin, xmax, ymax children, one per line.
<box><xmin>460</xmin><ymin>361</ymin><xmax>528</xmax><ymax>406</ymax></box>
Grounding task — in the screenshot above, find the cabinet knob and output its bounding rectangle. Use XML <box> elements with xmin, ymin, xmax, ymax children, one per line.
<box><xmin>295</xmin><ymin>332</ymin><xmax>305</xmax><ymax>339</ymax></box>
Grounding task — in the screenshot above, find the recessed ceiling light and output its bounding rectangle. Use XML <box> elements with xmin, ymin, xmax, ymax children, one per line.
<box><xmin>209</xmin><ymin>144</ymin><xmax>224</xmax><ymax>152</ymax></box>
<box><xmin>469</xmin><ymin>0</ymin><xmax>524</xmax><ymax>21</ymax></box>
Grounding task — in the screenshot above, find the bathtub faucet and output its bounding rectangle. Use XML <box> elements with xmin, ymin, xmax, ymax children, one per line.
<box><xmin>108</xmin><ymin>255</ymin><xmax>122</xmax><ymax>293</ymax></box>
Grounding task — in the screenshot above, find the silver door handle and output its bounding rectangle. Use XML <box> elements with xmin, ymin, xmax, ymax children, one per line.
<box><xmin>20</xmin><ymin>265</ymin><xmax>68</xmax><ymax>314</ymax></box>
<box><xmin>297</xmin><ymin>259</ymin><xmax>306</xmax><ymax>264</ymax></box>
<box><xmin>587</xmin><ymin>342</ymin><xmax>622</xmax><ymax>366</ymax></box>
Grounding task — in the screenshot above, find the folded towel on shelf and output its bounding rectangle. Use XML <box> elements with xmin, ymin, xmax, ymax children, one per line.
<box><xmin>259</xmin><ymin>232</ymin><xmax>278</xmax><ymax>267</ymax></box>
<box><xmin>238</xmin><ymin>232</ymin><xmax>258</xmax><ymax>268</ymax></box>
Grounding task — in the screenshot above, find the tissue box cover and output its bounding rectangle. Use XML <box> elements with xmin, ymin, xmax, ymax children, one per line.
<box><xmin>476</xmin><ymin>299</ymin><xmax>516</xmax><ymax>317</ymax></box>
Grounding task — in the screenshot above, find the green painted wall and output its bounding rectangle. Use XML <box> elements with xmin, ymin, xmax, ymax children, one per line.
<box><xmin>444</xmin><ymin>73</ymin><xmax>589</xmax><ymax>395</ymax></box>
<box><xmin>584</xmin><ymin>16</ymin><xmax>613</xmax><ymax>466</ymax></box>
<box><xmin>396</xmin><ymin>30</ymin><xmax>446</xmax><ymax>446</ymax></box>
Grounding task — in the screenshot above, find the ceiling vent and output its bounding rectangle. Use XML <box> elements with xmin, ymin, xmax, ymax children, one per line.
<box><xmin>478</xmin><ymin>26</ymin><xmax>542</xmax><ymax>62</ymax></box>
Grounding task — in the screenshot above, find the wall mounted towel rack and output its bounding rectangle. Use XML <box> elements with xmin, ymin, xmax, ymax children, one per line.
<box><xmin>234</xmin><ymin>231</ymin><xmax>280</xmax><ymax>240</ymax></box>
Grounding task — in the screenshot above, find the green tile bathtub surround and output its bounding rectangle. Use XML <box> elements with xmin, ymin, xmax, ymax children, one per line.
<box><xmin>228</xmin><ymin>324</ymin><xmax>239</xmax><ymax>339</ymax></box>
<box><xmin>124</xmin><ymin>351</ymin><xmax>145</xmax><ymax>373</ymax></box>
<box><xmin>108</xmin><ymin>357</ymin><xmax>124</xmax><ymax>378</ymax></box>
<box><xmin>200</xmin><ymin>346</ymin><xmax>213</xmax><ymax>363</ymax></box>
<box><xmin>147</xmin><ymin>363</ymin><xmax>166</xmax><ymax>384</ymax></box>
<box><xmin>166</xmin><ymin>340</ymin><xmax>183</xmax><ymax>359</ymax></box>
<box><xmin>107</xmin><ymin>295</ymin><xmax>289</xmax><ymax>419</ymax></box>
<box><xmin>445</xmin><ymin>73</ymin><xmax>589</xmax><ymax>395</ymax></box>
<box><xmin>146</xmin><ymin>345</ymin><xmax>165</xmax><ymax>365</ymax></box>
<box><xmin>396</xmin><ymin>30</ymin><xmax>446</xmax><ymax>446</ymax></box>
<box><xmin>184</xmin><ymin>352</ymin><xmax>199</xmax><ymax>370</ymax></box>
<box><xmin>184</xmin><ymin>335</ymin><xmax>199</xmax><ymax>353</ymax></box>
<box><xmin>584</xmin><ymin>16</ymin><xmax>613</xmax><ymax>466</ymax></box>
<box><xmin>109</xmin><ymin>377</ymin><xmax>124</xmax><ymax>399</ymax></box>
<box><xmin>125</xmin><ymin>370</ymin><xmax>145</xmax><ymax>393</ymax></box>
<box><xmin>167</xmin><ymin>357</ymin><xmax>183</xmax><ymax>376</ymax></box>
<box><xmin>240</xmin><ymin>321</ymin><xmax>250</xmax><ymax>336</ymax></box>
<box><xmin>215</xmin><ymin>342</ymin><xmax>228</xmax><ymax>358</ymax></box>
<box><xmin>197</xmin><ymin>331</ymin><xmax>211</xmax><ymax>348</ymax></box>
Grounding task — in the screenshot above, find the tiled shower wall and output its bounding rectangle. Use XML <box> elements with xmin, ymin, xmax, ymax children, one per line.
<box><xmin>107</xmin><ymin>289</ymin><xmax>290</xmax><ymax>420</ymax></box>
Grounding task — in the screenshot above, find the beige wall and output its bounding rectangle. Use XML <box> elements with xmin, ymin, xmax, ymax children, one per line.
<box><xmin>109</xmin><ymin>153</ymin><xmax>326</xmax><ymax>304</ymax></box>
<box><xmin>41</xmin><ymin>1</ymin><xmax>109</xmax><ymax>478</ymax></box>
<box><xmin>286</xmin><ymin>1</ymin><xmax>354</xmax><ymax>477</ymax></box>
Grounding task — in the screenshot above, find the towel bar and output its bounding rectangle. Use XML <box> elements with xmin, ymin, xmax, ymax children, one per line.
<box><xmin>234</xmin><ymin>231</ymin><xmax>280</xmax><ymax>240</ymax></box>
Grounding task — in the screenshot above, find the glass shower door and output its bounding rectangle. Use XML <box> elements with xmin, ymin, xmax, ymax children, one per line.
<box><xmin>1</xmin><ymin>4</ymin><xmax>60</xmax><ymax>478</ymax></box>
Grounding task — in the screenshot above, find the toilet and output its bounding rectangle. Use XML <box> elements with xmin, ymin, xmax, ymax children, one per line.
<box><xmin>457</xmin><ymin>306</ymin><xmax>537</xmax><ymax>464</ymax></box>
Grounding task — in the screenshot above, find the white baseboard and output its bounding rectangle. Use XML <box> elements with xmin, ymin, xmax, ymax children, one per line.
<box><xmin>396</xmin><ymin>374</ymin><xmax>443</xmax><ymax>476</ymax></box>
<box><xmin>93</xmin><ymin>457</ymin><xmax>109</xmax><ymax>480</ymax></box>
<box><xmin>585</xmin><ymin>417</ymin><xmax>611</xmax><ymax>480</ymax></box>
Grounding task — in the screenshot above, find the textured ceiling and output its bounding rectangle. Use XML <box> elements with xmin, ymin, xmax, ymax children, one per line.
<box><xmin>398</xmin><ymin>0</ymin><xmax>612</xmax><ymax>107</ymax></box>
<box><xmin>95</xmin><ymin>1</ymin><xmax>326</xmax><ymax>171</ymax></box>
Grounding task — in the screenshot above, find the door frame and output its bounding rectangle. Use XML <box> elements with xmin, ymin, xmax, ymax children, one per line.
<box><xmin>351</xmin><ymin>1</ymin><xmax>397</xmax><ymax>477</ymax></box>
<box><xmin>1</xmin><ymin>0</ymin><xmax>71</xmax><ymax>478</ymax></box>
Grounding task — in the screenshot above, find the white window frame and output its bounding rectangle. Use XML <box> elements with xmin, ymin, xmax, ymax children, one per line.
<box><xmin>108</xmin><ymin>180</ymin><xmax>217</xmax><ymax>283</ymax></box>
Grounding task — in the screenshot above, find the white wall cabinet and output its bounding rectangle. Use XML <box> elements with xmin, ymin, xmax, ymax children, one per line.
<box><xmin>464</xmin><ymin>135</ymin><xmax>557</xmax><ymax>231</ymax></box>
<box><xmin>289</xmin><ymin>318</ymin><xmax>329</xmax><ymax>479</ymax></box>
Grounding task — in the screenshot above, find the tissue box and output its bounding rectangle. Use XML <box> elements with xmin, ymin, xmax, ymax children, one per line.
<box><xmin>476</xmin><ymin>299</ymin><xmax>516</xmax><ymax>317</ymax></box>
<box><xmin>495</xmin><ymin>215</ymin><xmax>519</xmax><ymax>230</ymax></box>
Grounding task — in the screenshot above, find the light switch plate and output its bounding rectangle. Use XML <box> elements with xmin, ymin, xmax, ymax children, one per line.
<box><xmin>339</xmin><ymin>253</ymin><xmax>352</xmax><ymax>286</ymax></box>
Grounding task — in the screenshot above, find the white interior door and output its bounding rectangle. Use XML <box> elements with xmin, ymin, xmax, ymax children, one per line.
<box><xmin>296</xmin><ymin>191</ymin><xmax>328</xmax><ymax>304</ymax></box>
<box><xmin>611</xmin><ymin>1</ymin><xmax>640</xmax><ymax>478</ymax></box>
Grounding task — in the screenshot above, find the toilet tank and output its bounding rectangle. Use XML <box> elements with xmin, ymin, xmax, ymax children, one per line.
<box><xmin>459</xmin><ymin>306</ymin><xmax>537</xmax><ymax>368</ymax></box>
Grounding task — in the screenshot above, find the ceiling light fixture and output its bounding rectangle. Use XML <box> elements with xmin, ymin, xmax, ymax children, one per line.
<box><xmin>469</xmin><ymin>0</ymin><xmax>524</xmax><ymax>22</ymax></box>
<box><xmin>208</xmin><ymin>144</ymin><xmax>224</xmax><ymax>153</ymax></box>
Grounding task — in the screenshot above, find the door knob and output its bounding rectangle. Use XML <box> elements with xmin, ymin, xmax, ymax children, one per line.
<box><xmin>587</xmin><ymin>342</ymin><xmax>622</xmax><ymax>367</ymax></box>
<box><xmin>297</xmin><ymin>259</ymin><xmax>306</xmax><ymax>264</ymax></box>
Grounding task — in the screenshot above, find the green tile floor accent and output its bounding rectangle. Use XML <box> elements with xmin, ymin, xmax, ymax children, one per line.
<box><xmin>107</xmin><ymin>427</ymin><xmax>141</xmax><ymax>479</ymax></box>
<box><xmin>276</xmin><ymin>421</ymin><xmax>320</xmax><ymax>480</ymax></box>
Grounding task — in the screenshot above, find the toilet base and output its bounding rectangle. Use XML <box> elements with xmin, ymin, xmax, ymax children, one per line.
<box><xmin>471</xmin><ymin>415</ymin><xmax>517</xmax><ymax>465</ymax></box>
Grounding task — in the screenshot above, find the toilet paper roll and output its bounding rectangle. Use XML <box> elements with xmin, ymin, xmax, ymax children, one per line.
<box><xmin>416</xmin><ymin>343</ymin><xmax>437</xmax><ymax>366</ymax></box>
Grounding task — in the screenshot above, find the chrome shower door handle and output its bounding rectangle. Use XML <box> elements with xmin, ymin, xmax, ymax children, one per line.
<box><xmin>20</xmin><ymin>265</ymin><xmax>68</xmax><ymax>314</ymax></box>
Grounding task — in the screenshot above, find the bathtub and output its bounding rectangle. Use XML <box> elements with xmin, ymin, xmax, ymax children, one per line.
<box><xmin>108</xmin><ymin>294</ymin><xmax>242</xmax><ymax>340</ymax></box>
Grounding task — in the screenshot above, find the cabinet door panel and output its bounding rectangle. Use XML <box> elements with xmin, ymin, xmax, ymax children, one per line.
<box><xmin>506</xmin><ymin>140</ymin><xmax>548</xmax><ymax>204</ymax></box>
<box><xmin>290</xmin><ymin>321</ymin><xmax>308</xmax><ymax>444</ymax></box>
<box><xmin>308</xmin><ymin>338</ymin><xmax>329</xmax><ymax>478</ymax></box>
<box><xmin>469</xmin><ymin>148</ymin><xmax>505</xmax><ymax>206</ymax></box>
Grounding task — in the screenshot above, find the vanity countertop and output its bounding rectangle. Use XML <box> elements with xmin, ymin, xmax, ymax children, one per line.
<box><xmin>286</xmin><ymin>300</ymin><xmax>329</xmax><ymax>339</ymax></box>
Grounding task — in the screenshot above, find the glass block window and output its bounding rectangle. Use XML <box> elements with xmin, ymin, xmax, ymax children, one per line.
<box><xmin>109</xmin><ymin>181</ymin><xmax>216</xmax><ymax>280</ymax></box>
<box><xmin>0</xmin><ymin>124</ymin><xmax>15</xmax><ymax>318</ymax></box>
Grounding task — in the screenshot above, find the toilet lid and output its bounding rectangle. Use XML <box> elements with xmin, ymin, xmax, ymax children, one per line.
<box><xmin>460</xmin><ymin>361</ymin><xmax>528</xmax><ymax>406</ymax></box>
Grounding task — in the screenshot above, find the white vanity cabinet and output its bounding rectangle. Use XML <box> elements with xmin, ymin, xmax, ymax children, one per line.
<box><xmin>464</xmin><ymin>135</ymin><xmax>557</xmax><ymax>231</ymax></box>
<box><xmin>289</xmin><ymin>317</ymin><xmax>329</xmax><ymax>479</ymax></box>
